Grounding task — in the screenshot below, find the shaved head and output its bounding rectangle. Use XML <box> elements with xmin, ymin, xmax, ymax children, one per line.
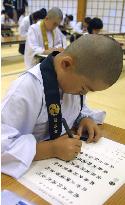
<box><xmin>63</xmin><ymin>35</ymin><xmax>123</xmax><ymax>86</ymax></box>
<box><xmin>47</xmin><ymin>7</ymin><xmax>63</xmax><ymax>21</ymax></box>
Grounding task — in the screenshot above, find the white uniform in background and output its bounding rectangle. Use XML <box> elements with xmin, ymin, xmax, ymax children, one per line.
<box><xmin>1</xmin><ymin>14</ymin><xmax>6</xmax><ymax>24</ymax></box>
<box><xmin>18</xmin><ymin>14</ymin><xmax>25</xmax><ymax>26</ymax></box>
<box><xmin>19</xmin><ymin>15</ymin><xmax>30</xmax><ymax>38</ymax></box>
<box><xmin>69</xmin><ymin>20</ymin><xmax>76</xmax><ymax>29</ymax></box>
<box><xmin>57</xmin><ymin>27</ymin><xmax>67</xmax><ymax>49</ymax></box>
<box><xmin>1</xmin><ymin>14</ymin><xmax>14</xmax><ymax>25</ymax></box>
<box><xmin>74</xmin><ymin>22</ymin><xmax>83</xmax><ymax>34</ymax></box>
<box><xmin>1</xmin><ymin>63</ymin><xmax>106</xmax><ymax>179</ymax></box>
<box><xmin>24</xmin><ymin>21</ymin><xmax>63</xmax><ymax>69</ymax></box>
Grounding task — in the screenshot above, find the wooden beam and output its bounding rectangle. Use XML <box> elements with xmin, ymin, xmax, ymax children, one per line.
<box><xmin>77</xmin><ymin>0</ymin><xmax>87</xmax><ymax>22</ymax></box>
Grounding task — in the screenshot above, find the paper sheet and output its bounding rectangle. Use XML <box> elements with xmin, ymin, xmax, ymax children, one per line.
<box><xmin>19</xmin><ymin>137</ymin><xmax>125</xmax><ymax>205</ymax></box>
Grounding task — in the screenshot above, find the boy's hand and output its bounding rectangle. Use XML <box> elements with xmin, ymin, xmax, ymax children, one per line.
<box><xmin>53</xmin><ymin>134</ymin><xmax>82</xmax><ymax>161</ymax></box>
<box><xmin>77</xmin><ymin>117</ymin><xmax>101</xmax><ymax>143</ymax></box>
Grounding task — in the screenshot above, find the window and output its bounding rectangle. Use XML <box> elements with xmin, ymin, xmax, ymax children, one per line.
<box><xmin>26</xmin><ymin>0</ymin><xmax>77</xmax><ymax>21</ymax></box>
<box><xmin>86</xmin><ymin>0</ymin><xmax>125</xmax><ymax>32</ymax></box>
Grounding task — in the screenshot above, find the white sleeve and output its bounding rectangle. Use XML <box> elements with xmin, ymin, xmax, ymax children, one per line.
<box><xmin>1</xmin><ymin>74</ymin><xmax>42</xmax><ymax>179</ymax></box>
<box><xmin>62</xmin><ymin>34</ymin><xmax>67</xmax><ymax>49</ymax></box>
<box><xmin>19</xmin><ymin>18</ymin><xmax>29</xmax><ymax>38</ymax></box>
<box><xmin>54</xmin><ymin>28</ymin><xmax>63</xmax><ymax>48</ymax></box>
<box><xmin>27</xmin><ymin>26</ymin><xmax>45</xmax><ymax>55</ymax></box>
<box><xmin>56</xmin><ymin>28</ymin><xmax>67</xmax><ymax>48</ymax></box>
<box><xmin>80</xmin><ymin>96</ymin><xmax>106</xmax><ymax>124</ymax></box>
<box><xmin>2</xmin><ymin>124</ymin><xmax>36</xmax><ymax>179</ymax></box>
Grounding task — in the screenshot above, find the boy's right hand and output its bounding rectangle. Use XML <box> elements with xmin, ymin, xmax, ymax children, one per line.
<box><xmin>53</xmin><ymin>135</ymin><xmax>82</xmax><ymax>161</ymax></box>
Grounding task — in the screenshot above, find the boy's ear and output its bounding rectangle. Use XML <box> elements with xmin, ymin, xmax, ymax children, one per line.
<box><xmin>61</xmin><ymin>56</ymin><xmax>74</xmax><ymax>71</ymax></box>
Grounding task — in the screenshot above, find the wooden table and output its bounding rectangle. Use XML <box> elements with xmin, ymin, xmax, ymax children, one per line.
<box><xmin>1</xmin><ymin>123</ymin><xmax>125</xmax><ymax>205</ymax></box>
<box><xmin>1</xmin><ymin>35</ymin><xmax>25</xmax><ymax>46</ymax></box>
<box><xmin>2</xmin><ymin>23</ymin><xmax>18</xmax><ymax>28</ymax></box>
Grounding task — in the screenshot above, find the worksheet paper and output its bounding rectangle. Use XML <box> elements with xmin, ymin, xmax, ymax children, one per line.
<box><xmin>19</xmin><ymin>137</ymin><xmax>125</xmax><ymax>205</ymax></box>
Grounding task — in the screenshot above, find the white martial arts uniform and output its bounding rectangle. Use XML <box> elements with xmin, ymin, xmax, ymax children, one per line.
<box><xmin>1</xmin><ymin>63</ymin><xmax>106</xmax><ymax>179</ymax></box>
<box><xmin>24</xmin><ymin>21</ymin><xmax>63</xmax><ymax>69</ymax></box>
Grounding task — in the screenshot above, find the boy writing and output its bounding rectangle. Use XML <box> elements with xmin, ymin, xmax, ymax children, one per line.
<box><xmin>1</xmin><ymin>35</ymin><xmax>123</xmax><ymax>179</ymax></box>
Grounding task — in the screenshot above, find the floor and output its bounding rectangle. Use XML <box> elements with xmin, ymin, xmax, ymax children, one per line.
<box><xmin>1</xmin><ymin>44</ymin><xmax>125</xmax><ymax>129</ymax></box>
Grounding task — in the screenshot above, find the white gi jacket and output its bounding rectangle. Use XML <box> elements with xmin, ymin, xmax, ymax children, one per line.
<box><xmin>1</xmin><ymin>63</ymin><xmax>106</xmax><ymax>179</ymax></box>
<box><xmin>24</xmin><ymin>21</ymin><xmax>63</xmax><ymax>69</ymax></box>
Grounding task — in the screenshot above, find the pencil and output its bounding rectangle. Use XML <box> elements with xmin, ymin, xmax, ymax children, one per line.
<box><xmin>62</xmin><ymin>118</ymin><xmax>74</xmax><ymax>138</ymax></box>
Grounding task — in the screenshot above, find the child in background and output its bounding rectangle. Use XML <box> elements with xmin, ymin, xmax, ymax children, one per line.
<box><xmin>87</xmin><ymin>17</ymin><xmax>103</xmax><ymax>34</ymax></box>
<box><xmin>74</xmin><ymin>17</ymin><xmax>91</xmax><ymax>34</ymax></box>
<box><xmin>1</xmin><ymin>10</ymin><xmax>14</xmax><ymax>37</ymax></box>
<box><xmin>24</xmin><ymin>7</ymin><xmax>64</xmax><ymax>69</ymax></box>
<box><xmin>70</xmin><ymin>17</ymin><xmax>103</xmax><ymax>43</ymax></box>
<box><xmin>18</xmin><ymin>8</ymin><xmax>47</xmax><ymax>55</ymax></box>
<box><xmin>19</xmin><ymin>8</ymin><xmax>47</xmax><ymax>38</ymax></box>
